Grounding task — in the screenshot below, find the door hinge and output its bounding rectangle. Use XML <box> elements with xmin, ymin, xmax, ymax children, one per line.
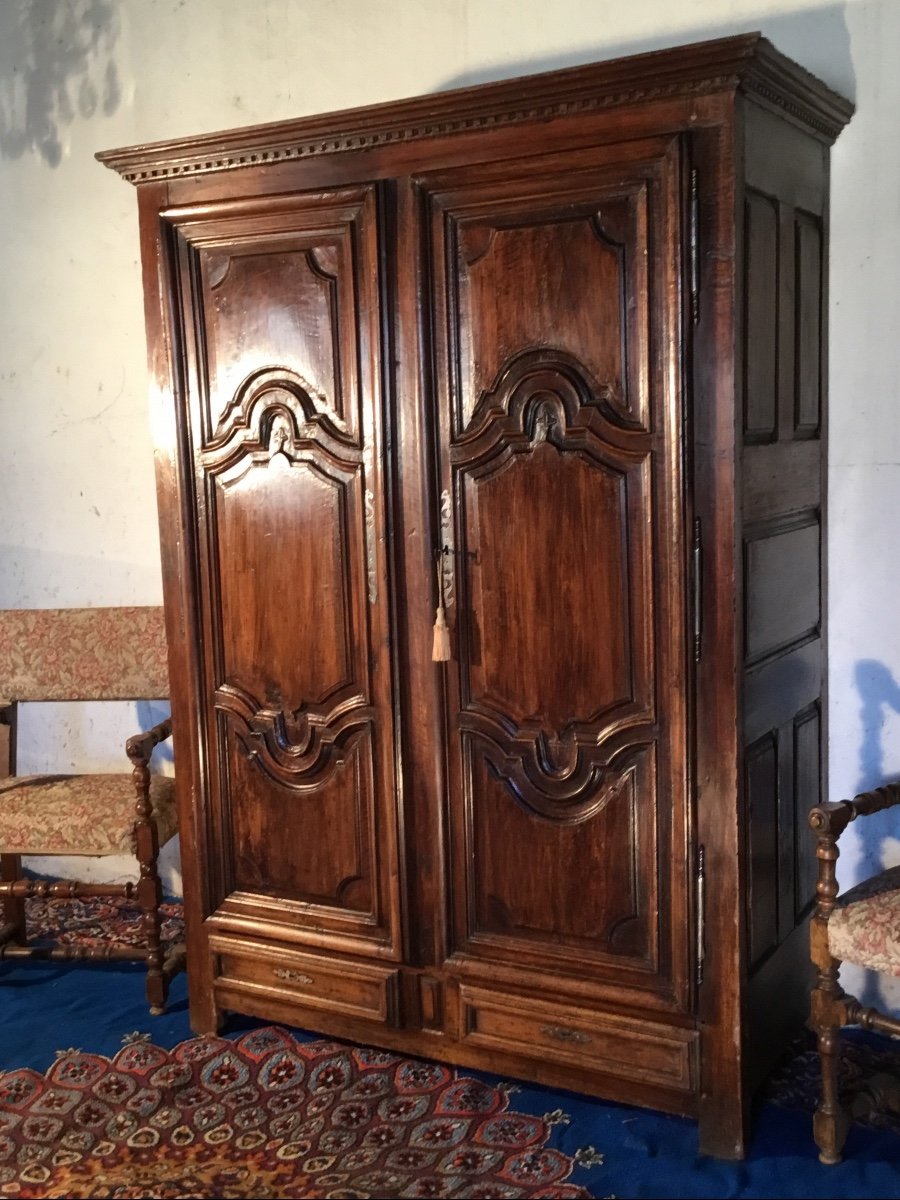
<box><xmin>696</xmin><ymin>843</ymin><xmax>706</xmax><ymax>987</ymax></box>
<box><xmin>692</xmin><ymin>517</ymin><xmax>702</xmax><ymax>663</ymax></box>
<box><xmin>689</xmin><ymin>167</ymin><xmax>700</xmax><ymax>324</ymax></box>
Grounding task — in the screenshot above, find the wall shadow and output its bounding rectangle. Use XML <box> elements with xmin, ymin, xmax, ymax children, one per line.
<box><xmin>0</xmin><ymin>0</ymin><xmax>121</xmax><ymax>166</ymax></box>
<box><xmin>849</xmin><ymin>658</ymin><xmax>900</xmax><ymax>1008</ymax></box>
<box><xmin>435</xmin><ymin>2</ymin><xmax>855</xmax><ymax>105</ymax></box>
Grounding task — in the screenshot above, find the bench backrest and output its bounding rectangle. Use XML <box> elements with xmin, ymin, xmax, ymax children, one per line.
<box><xmin>0</xmin><ymin>607</ymin><xmax>169</xmax><ymax>702</ymax></box>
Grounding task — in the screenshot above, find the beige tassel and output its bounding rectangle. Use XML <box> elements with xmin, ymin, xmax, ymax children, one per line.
<box><xmin>432</xmin><ymin>556</ymin><xmax>451</xmax><ymax>662</ymax></box>
<box><xmin>432</xmin><ymin>604</ymin><xmax>451</xmax><ymax>661</ymax></box>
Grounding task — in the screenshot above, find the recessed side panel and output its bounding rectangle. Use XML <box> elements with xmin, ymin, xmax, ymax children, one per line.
<box><xmin>165</xmin><ymin>187</ymin><xmax>401</xmax><ymax>956</ymax></box>
<box><xmin>744</xmin><ymin>732</ymin><xmax>779</xmax><ymax>968</ymax></box>
<box><xmin>421</xmin><ymin>137</ymin><xmax>690</xmax><ymax>1006</ymax></box>
<box><xmin>793</xmin><ymin>703</ymin><xmax>821</xmax><ymax>921</ymax></box>
<box><xmin>743</xmin><ymin>190</ymin><xmax>779</xmax><ymax>443</ymax></box>
<box><xmin>794</xmin><ymin>211</ymin><xmax>823</xmax><ymax>438</ymax></box>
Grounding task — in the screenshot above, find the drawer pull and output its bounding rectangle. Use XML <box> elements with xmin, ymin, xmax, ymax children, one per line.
<box><xmin>540</xmin><ymin>1024</ymin><xmax>590</xmax><ymax>1045</ymax></box>
<box><xmin>273</xmin><ymin>967</ymin><xmax>314</xmax><ymax>985</ymax></box>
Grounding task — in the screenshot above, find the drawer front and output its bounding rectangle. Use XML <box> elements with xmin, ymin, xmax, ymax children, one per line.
<box><xmin>459</xmin><ymin>984</ymin><xmax>697</xmax><ymax>1092</ymax></box>
<box><xmin>210</xmin><ymin>935</ymin><xmax>399</xmax><ymax>1026</ymax></box>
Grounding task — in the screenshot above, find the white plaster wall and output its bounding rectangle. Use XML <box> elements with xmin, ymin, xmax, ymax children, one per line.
<box><xmin>0</xmin><ymin>0</ymin><xmax>898</xmax><ymax>1002</ymax></box>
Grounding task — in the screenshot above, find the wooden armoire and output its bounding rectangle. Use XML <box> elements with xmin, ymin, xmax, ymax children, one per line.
<box><xmin>99</xmin><ymin>34</ymin><xmax>852</xmax><ymax>1157</ymax></box>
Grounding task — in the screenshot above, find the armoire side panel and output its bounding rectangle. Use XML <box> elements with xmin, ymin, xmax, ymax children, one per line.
<box><xmin>163</xmin><ymin>187</ymin><xmax>403</xmax><ymax>958</ymax></box>
<box><xmin>739</xmin><ymin>98</ymin><xmax>829</xmax><ymax>1085</ymax></box>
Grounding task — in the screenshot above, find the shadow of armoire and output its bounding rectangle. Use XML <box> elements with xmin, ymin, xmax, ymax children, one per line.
<box><xmin>98</xmin><ymin>33</ymin><xmax>852</xmax><ymax>1157</ymax></box>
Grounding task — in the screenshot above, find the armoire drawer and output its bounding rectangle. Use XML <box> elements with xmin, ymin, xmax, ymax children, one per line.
<box><xmin>458</xmin><ymin>984</ymin><xmax>697</xmax><ymax>1092</ymax></box>
<box><xmin>209</xmin><ymin>935</ymin><xmax>400</xmax><ymax>1026</ymax></box>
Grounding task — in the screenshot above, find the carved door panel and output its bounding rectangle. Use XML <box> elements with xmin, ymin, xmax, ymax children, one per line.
<box><xmin>420</xmin><ymin>138</ymin><xmax>692</xmax><ymax>1006</ymax></box>
<box><xmin>164</xmin><ymin>187</ymin><xmax>402</xmax><ymax>959</ymax></box>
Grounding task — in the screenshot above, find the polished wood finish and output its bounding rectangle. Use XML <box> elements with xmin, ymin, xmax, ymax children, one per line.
<box><xmin>99</xmin><ymin>33</ymin><xmax>851</xmax><ymax>1158</ymax></box>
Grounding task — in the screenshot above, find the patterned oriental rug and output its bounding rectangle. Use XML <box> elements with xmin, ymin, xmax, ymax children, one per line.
<box><xmin>5</xmin><ymin>896</ymin><xmax>898</xmax><ymax>1198</ymax></box>
<box><xmin>25</xmin><ymin>895</ymin><xmax>184</xmax><ymax>953</ymax></box>
<box><xmin>0</xmin><ymin>1027</ymin><xmax>596</xmax><ymax>1199</ymax></box>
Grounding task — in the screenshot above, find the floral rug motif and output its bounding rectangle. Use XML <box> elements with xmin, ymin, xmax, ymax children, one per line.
<box><xmin>0</xmin><ymin>1027</ymin><xmax>596</xmax><ymax>1198</ymax></box>
<box><xmin>25</xmin><ymin>895</ymin><xmax>184</xmax><ymax>952</ymax></box>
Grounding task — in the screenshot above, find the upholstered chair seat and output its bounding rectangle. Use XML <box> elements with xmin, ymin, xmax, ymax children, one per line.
<box><xmin>0</xmin><ymin>774</ymin><xmax>178</xmax><ymax>857</ymax></box>
<box><xmin>826</xmin><ymin>863</ymin><xmax>900</xmax><ymax>976</ymax></box>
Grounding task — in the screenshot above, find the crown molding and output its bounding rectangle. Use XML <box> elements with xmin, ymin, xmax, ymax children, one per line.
<box><xmin>97</xmin><ymin>33</ymin><xmax>853</xmax><ymax>185</ymax></box>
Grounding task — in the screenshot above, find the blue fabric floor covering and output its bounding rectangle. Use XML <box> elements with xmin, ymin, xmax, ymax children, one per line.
<box><xmin>0</xmin><ymin>959</ymin><xmax>897</xmax><ymax>1198</ymax></box>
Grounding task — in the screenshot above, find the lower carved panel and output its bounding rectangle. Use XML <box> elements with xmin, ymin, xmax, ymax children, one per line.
<box><xmin>226</xmin><ymin>732</ymin><xmax>375</xmax><ymax>915</ymax></box>
<box><xmin>458</xmin><ymin>984</ymin><xmax>697</xmax><ymax>1092</ymax></box>
<box><xmin>459</xmin><ymin>741</ymin><xmax>659</xmax><ymax>979</ymax></box>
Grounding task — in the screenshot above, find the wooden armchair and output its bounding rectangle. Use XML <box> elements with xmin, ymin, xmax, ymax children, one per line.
<box><xmin>0</xmin><ymin>607</ymin><xmax>185</xmax><ymax>1014</ymax></box>
<box><xmin>808</xmin><ymin>782</ymin><xmax>900</xmax><ymax>1163</ymax></box>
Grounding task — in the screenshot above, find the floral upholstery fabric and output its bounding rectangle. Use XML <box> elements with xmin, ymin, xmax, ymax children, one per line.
<box><xmin>828</xmin><ymin>864</ymin><xmax>900</xmax><ymax>975</ymax></box>
<box><xmin>0</xmin><ymin>774</ymin><xmax>177</xmax><ymax>856</ymax></box>
<box><xmin>0</xmin><ymin>607</ymin><xmax>169</xmax><ymax>703</ymax></box>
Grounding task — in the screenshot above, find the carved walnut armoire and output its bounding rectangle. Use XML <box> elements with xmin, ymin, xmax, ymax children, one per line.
<box><xmin>99</xmin><ymin>34</ymin><xmax>852</xmax><ymax>1156</ymax></box>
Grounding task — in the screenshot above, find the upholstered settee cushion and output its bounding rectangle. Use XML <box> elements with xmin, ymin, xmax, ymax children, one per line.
<box><xmin>828</xmin><ymin>864</ymin><xmax>900</xmax><ymax>975</ymax></box>
<box><xmin>0</xmin><ymin>774</ymin><xmax>177</xmax><ymax>856</ymax></box>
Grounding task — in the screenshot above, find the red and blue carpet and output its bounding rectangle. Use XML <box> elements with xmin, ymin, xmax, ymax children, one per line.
<box><xmin>1</xmin><ymin>895</ymin><xmax>896</xmax><ymax>1198</ymax></box>
<box><xmin>0</xmin><ymin>1027</ymin><xmax>595</xmax><ymax>1198</ymax></box>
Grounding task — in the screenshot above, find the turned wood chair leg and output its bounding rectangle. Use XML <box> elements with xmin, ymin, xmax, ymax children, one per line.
<box><xmin>808</xmin><ymin>827</ymin><xmax>852</xmax><ymax>1163</ymax></box>
<box><xmin>138</xmin><ymin>864</ymin><xmax>166</xmax><ymax>1015</ymax></box>
<box><xmin>813</xmin><ymin>1021</ymin><xmax>849</xmax><ymax>1164</ymax></box>
<box><xmin>131</xmin><ymin>755</ymin><xmax>167</xmax><ymax>1015</ymax></box>
<box><xmin>0</xmin><ymin>854</ymin><xmax>26</xmax><ymax>944</ymax></box>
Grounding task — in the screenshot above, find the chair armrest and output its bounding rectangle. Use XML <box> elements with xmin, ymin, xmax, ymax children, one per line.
<box><xmin>809</xmin><ymin>783</ymin><xmax>900</xmax><ymax>841</ymax></box>
<box><xmin>126</xmin><ymin>717</ymin><xmax>173</xmax><ymax>767</ymax></box>
<box><xmin>809</xmin><ymin>782</ymin><xmax>900</xmax><ymax>923</ymax></box>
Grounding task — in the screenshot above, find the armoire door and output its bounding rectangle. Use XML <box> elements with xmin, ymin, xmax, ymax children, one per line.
<box><xmin>163</xmin><ymin>186</ymin><xmax>403</xmax><ymax>963</ymax></box>
<box><xmin>419</xmin><ymin>136</ymin><xmax>694</xmax><ymax>1015</ymax></box>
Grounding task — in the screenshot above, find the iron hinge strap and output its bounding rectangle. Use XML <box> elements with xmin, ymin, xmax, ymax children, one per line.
<box><xmin>696</xmin><ymin>843</ymin><xmax>706</xmax><ymax>987</ymax></box>
<box><xmin>692</xmin><ymin>517</ymin><xmax>702</xmax><ymax>663</ymax></box>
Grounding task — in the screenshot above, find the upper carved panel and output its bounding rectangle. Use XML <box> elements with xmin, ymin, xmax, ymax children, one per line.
<box><xmin>197</xmin><ymin>238</ymin><xmax>353</xmax><ymax>441</ymax></box>
<box><xmin>201</xmin><ymin>244</ymin><xmax>348</xmax><ymax>438</ymax></box>
<box><xmin>166</xmin><ymin>187</ymin><xmax>378</xmax><ymax>449</ymax></box>
<box><xmin>439</xmin><ymin>183</ymin><xmax>650</xmax><ymax>437</ymax></box>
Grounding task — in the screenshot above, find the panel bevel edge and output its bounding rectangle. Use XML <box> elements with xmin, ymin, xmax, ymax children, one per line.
<box><xmin>742</xmin><ymin>188</ymin><xmax>780</xmax><ymax>445</ymax></box>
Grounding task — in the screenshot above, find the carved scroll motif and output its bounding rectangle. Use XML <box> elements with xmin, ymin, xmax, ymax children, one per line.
<box><xmin>455</xmin><ymin>349</ymin><xmax>644</xmax><ymax>468</ymax></box>
<box><xmin>217</xmin><ymin>682</ymin><xmax>373</xmax><ymax>791</ymax></box>
<box><xmin>207</xmin><ymin>366</ymin><xmax>355</xmax><ymax>461</ymax></box>
<box><xmin>464</xmin><ymin>709</ymin><xmax>653</xmax><ymax>823</ymax></box>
